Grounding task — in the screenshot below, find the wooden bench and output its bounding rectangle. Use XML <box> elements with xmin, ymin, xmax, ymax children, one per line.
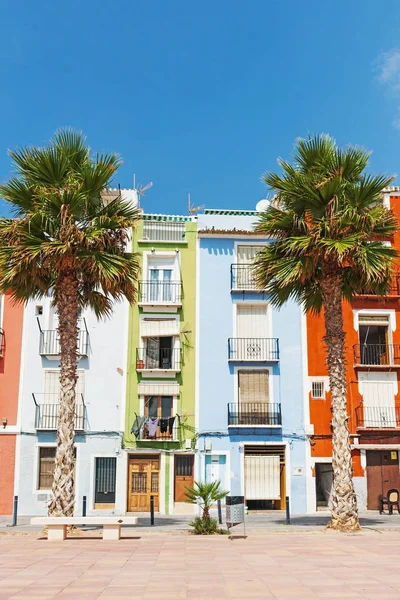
<box><xmin>30</xmin><ymin>516</ymin><xmax>138</xmax><ymax>541</ymax></box>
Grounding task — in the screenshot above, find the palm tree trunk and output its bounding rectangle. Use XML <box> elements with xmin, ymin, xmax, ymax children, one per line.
<box><xmin>48</xmin><ymin>272</ymin><xmax>80</xmax><ymax>517</ymax></box>
<box><xmin>321</xmin><ymin>271</ymin><xmax>360</xmax><ymax>532</ymax></box>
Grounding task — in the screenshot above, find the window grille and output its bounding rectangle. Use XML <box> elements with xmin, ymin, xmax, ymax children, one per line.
<box><xmin>312</xmin><ymin>381</ymin><xmax>325</xmax><ymax>399</ymax></box>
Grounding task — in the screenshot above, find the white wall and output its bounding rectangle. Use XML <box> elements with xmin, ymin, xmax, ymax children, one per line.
<box><xmin>16</xmin><ymin>296</ymin><xmax>128</xmax><ymax>515</ymax></box>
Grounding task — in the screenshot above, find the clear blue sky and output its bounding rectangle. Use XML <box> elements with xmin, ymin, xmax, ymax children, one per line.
<box><xmin>1</xmin><ymin>0</ymin><xmax>400</xmax><ymax>216</ymax></box>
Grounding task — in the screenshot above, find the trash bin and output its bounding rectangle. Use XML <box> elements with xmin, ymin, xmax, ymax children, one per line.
<box><xmin>226</xmin><ymin>495</ymin><xmax>245</xmax><ymax>527</ymax></box>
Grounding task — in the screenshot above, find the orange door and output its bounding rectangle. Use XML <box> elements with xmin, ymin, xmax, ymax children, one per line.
<box><xmin>128</xmin><ymin>457</ymin><xmax>160</xmax><ymax>512</ymax></box>
<box><xmin>174</xmin><ymin>455</ymin><xmax>194</xmax><ymax>502</ymax></box>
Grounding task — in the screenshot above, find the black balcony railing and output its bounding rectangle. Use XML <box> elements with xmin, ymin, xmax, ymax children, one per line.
<box><xmin>231</xmin><ymin>264</ymin><xmax>259</xmax><ymax>290</ymax></box>
<box><xmin>353</xmin><ymin>343</ymin><xmax>400</xmax><ymax>366</ymax></box>
<box><xmin>228</xmin><ymin>403</ymin><xmax>282</xmax><ymax>426</ymax></box>
<box><xmin>142</xmin><ymin>221</ymin><xmax>186</xmax><ymax>242</ymax></box>
<box><xmin>136</xmin><ymin>347</ymin><xmax>182</xmax><ymax>370</ymax></box>
<box><xmin>38</xmin><ymin>319</ymin><xmax>89</xmax><ymax>357</ymax></box>
<box><xmin>228</xmin><ymin>338</ymin><xmax>279</xmax><ymax>361</ymax></box>
<box><xmin>358</xmin><ymin>276</ymin><xmax>400</xmax><ymax>297</ymax></box>
<box><xmin>138</xmin><ymin>418</ymin><xmax>178</xmax><ymax>441</ymax></box>
<box><xmin>355</xmin><ymin>405</ymin><xmax>400</xmax><ymax>428</ymax></box>
<box><xmin>33</xmin><ymin>393</ymin><xmax>86</xmax><ymax>430</ymax></box>
<box><xmin>0</xmin><ymin>327</ymin><xmax>4</xmax><ymax>356</ymax></box>
<box><xmin>139</xmin><ymin>280</ymin><xmax>182</xmax><ymax>304</ymax></box>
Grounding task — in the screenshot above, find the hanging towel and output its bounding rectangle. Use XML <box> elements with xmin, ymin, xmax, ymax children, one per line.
<box><xmin>159</xmin><ymin>418</ymin><xmax>168</xmax><ymax>433</ymax></box>
<box><xmin>131</xmin><ymin>415</ymin><xmax>146</xmax><ymax>439</ymax></box>
<box><xmin>147</xmin><ymin>417</ymin><xmax>159</xmax><ymax>438</ymax></box>
<box><xmin>168</xmin><ymin>416</ymin><xmax>176</xmax><ymax>435</ymax></box>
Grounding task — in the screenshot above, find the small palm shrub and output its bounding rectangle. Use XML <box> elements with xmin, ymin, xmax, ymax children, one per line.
<box><xmin>185</xmin><ymin>480</ymin><xmax>228</xmax><ymax>520</ymax></box>
<box><xmin>188</xmin><ymin>516</ymin><xmax>228</xmax><ymax>535</ymax></box>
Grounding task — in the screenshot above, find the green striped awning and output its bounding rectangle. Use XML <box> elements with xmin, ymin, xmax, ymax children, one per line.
<box><xmin>204</xmin><ymin>209</ymin><xmax>257</xmax><ymax>216</ymax></box>
<box><xmin>142</xmin><ymin>214</ymin><xmax>193</xmax><ymax>222</ymax></box>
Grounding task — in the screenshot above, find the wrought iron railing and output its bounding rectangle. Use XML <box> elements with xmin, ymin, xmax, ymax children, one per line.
<box><xmin>231</xmin><ymin>264</ymin><xmax>258</xmax><ymax>290</ymax></box>
<box><xmin>38</xmin><ymin>318</ymin><xmax>89</xmax><ymax>357</ymax></box>
<box><xmin>358</xmin><ymin>276</ymin><xmax>400</xmax><ymax>297</ymax></box>
<box><xmin>33</xmin><ymin>393</ymin><xmax>86</xmax><ymax>430</ymax></box>
<box><xmin>228</xmin><ymin>338</ymin><xmax>279</xmax><ymax>361</ymax></box>
<box><xmin>353</xmin><ymin>343</ymin><xmax>400</xmax><ymax>366</ymax></box>
<box><xmin>228</xmin><ymin>403</ymin><xmax>281</xmax><ymax>426</ymax></box>
<box><xmin>139</xmin><ymin>280</ymin><xmax>182</xmax><ymax>304</ymax></box>
<box><xmin>0</xmin><ymin>327</ymin><xmax>4</xmax><ymax>356</ymax></box>
<box><xmin>136</xmin><ymin>347</ymin><xmax>182</xmax><ymax>370</ymax></box>
<box><xmin>355</xmin><ymin>405</ymin><xmax>400</xmax><ymax>428</ymax></box>
<box><xmin>142</xmin><ymin>221</ymin><xmax>186</xmax><ymax>242</ymax></box>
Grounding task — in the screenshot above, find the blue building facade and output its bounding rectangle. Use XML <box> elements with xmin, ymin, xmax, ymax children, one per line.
<box><xmin>197</xmin><ymin>209</ymin><xmax>310</xmax><ymax>514</ymax></box>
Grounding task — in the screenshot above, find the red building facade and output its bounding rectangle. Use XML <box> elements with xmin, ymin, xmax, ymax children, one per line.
<box><xmin>0</xmin><ymin>295</ymin><xmax>24</xmax><ymax>515</ymax></box>
<box><xmin>308</xmin><ymin>188</ymin><xmax>400</xmax><ymax>511</ymax></box>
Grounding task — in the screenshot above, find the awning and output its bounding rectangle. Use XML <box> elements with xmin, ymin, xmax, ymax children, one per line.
<box><xmin>141</xmin><ymin>318</ymin><xmax>179</xmax><ymax>337</ymax></box>
<box><xmin>138</xmin><ymin>382</ymin><xmax>180</xmax><ymax>396</ymax></box>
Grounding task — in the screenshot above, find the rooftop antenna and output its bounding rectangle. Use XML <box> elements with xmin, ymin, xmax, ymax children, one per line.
<box><xmin>188</xmin><ymin>193</ymin><xmax>205</xmax><ymax>215</ymax></box>
<box><xmin>133</xmin><ymin>173</ymin><xmax>153</xmax><ymax>197</ymax></box>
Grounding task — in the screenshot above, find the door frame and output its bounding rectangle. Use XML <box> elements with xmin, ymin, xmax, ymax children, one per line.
<box><xmin>127</xmin><ymin>453</ymin><xmax>161</xmax><ymax>513</ymax></box>
<box><xmin>174</xmin><ymin>453</ymin><xmax>195</xmax><ymax>503</ymax></box>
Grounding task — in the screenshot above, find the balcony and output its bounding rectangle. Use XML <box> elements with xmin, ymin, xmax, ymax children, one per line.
<box><xmin>136</xmin><ymin>347</ymin><xmax>182</xmax><ymax>375</ymax></box>
<box><xmin>0</xmin><ymin>327</ymin><xmax>4</xmax><ymax>356</ymax></box>
<box><xmin>38</xmin><ymin>319</ymin><xmax>89</xmax><ymax>359</ymax></box>
<box><xmin>358</xmin><ymin>276</ymin><xmax>400</xmax><ymax>298</ymax></box>
<box><xmin>228</xmin><ymin>403</ymin><xmax>281</xmax><ymax>426</ymax></box>
<box><xmin>33</xmin><ymin>393</ymin><xmax>86</xmax><ymax>430</ymax></box>
<box><xmin>142</xmin><ymin>221</ymin><xmax>187</xmax><ymax>243</ymax></box>
<box><xmin>353</xmin><ymin>344</ymin><xmax>400</xmax><ymax>368</ymax></box>
<box><xmin>137</xmin><ymin>418</ymin><xmax>178</xmax><ymax>441</ymax></box>
<box><xmin>228</xmin><ymin>338</ymin><xmax>279</xmax><ymax>362</ymax></box>
<box><xmin>355</xmin><ymin>405</ymin><xmax>400</xmax><ymax>429</ymax></box>
<box><xmin>231</xmin><ymin>264</ymin><xmax>261</xmax><ymax>291</ymax></box>
<box><xmin>139</xmin><ymin>280</ymin><xmax>182</xmax><ymax>308</ymax></box>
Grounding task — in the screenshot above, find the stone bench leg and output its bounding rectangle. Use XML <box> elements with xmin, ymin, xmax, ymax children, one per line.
<box><xmin>102</xmin><ymin>524</ymin><xmax>121</xmax><ymax>541</ymax></box>
<box><xmin>47</xmin><ymin>524</ymin><xmax>66</xmax><ymax>541</ymax></box>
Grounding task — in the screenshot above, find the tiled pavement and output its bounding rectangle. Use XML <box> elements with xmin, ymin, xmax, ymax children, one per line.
<box><xmin>1</xmin><ymin>531</ymin><xmax>400</xmax><ymax>599</ymax></box>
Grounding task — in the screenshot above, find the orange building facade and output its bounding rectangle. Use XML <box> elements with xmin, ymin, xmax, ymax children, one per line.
<box><xmin>308</xmin><ymin>187</ymin><xmax>400</xmax><ymax>511</ymax></box>
<box><xmin>0</xmin><ymin>295</ymin><xmax>24</xmax><ymax>515</ymax></box>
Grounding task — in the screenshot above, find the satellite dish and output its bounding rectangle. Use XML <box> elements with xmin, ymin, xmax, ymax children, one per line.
<box><xmin>256</xmin><ymin>199</ymin><xmax>270</xmax><ymax>212</ymax></box>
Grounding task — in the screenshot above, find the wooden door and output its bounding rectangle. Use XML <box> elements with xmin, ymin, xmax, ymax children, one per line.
<box><xmin>366</xmin><ymin>451</ymin><xmax>400</xmax><ymax>509</ymax></box>
<box><xmin>174</xmin><ymin>455</ymin><xmax>194</xmax><ymax>502</ymax></box>
<box><xmin>128</xmin><ymin>457</ymin><xmax>160</xmax><ymax>512</ymax></box>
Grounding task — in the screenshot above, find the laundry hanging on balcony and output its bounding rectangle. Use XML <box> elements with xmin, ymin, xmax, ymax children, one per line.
<box><xmin>131</xmin><ymin>415</ymin><xmax>146</xmax><ymax>439</ymax></box>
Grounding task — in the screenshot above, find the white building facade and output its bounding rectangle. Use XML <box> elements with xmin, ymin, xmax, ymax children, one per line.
<box><xmin>15</xmin><ymin>295</ymin><xmax>129</xmax><ymax>516</ymax></box>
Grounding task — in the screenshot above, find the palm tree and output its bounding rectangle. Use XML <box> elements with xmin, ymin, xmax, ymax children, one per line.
<box><xmin>185</xmin><ymin>481</ymin><xmax>228</xmax><ymax>520</ymax></box>
<box><xmin>0</xmin><ymin>129</ymin><xmax>140</xmax><ymax>517</ymax></box>
<box><xmin>254</xmin><ymin>134</ymin><xmax>397</xmax><ymax>532</ymax></box>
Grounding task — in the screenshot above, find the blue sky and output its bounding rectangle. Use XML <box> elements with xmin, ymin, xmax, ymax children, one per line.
<box><xmin>1</xmin><ymin>0</ymin><xmax>400</xmax><ymax>216</ymax></box>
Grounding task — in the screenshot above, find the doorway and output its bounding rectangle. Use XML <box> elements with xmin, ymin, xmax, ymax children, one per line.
<box><xmin>244</xmin><ymin>445</ymin><xmax>286</xmax><ymax>510</ymax></box>
<box><xmin>315</xmin><ymin>462</ymin><xmax>333</xmax><ymax>509</ymax></box>
<box><xmin>174</xmin><ymin>455</ymin><xmax>194</xmax><ymax>502</ymax></box>
<box><xmin>128</xmin><ymin>455</ymin><xmax>160</xmax><ymax>512</ymax></box>
<box><xmin>366</xmin><ymin>450</ymin><xmax>400</xmax><ymax>510</ymax></box>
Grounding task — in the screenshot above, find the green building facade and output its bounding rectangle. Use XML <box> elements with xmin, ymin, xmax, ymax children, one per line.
<box><xmin>123</xmin><ymin>215</ymin><xmax>197</xmax><ymax>515</ymax></box>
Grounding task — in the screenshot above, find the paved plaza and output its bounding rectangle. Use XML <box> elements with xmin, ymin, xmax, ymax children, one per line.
<box><xmin>1</xmin><ymin>529</ymin><xmax>400</xmax><ymax>599</ymax></box>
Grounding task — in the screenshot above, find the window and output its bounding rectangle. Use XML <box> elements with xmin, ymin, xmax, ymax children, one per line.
<box><xmin>95</xmin><ymin>457</ymin><xmax>116</xmax><ymax>505</ymax></box>
<box><xmin>44</xmin><ymin>370</ymin><xmax>85</xmax><ymax>402</ymax></box>
<box><xmin>311</xmin><ymin>381</ymin><xmax>325</xmax><ymax>399</ymax></box>
<box><xmin>144</xmin><ymin>395</ymin><xmax>173</xmax><ymax>418</ymax></box>
<box><xmin>237</xmin><ymin>245</ymin><xmax>261</xmax><ymax>264</ymax></box>
<box><xmin>238</xmin><ymin>370</ymin><xmax>269</xmax><ymax>404</ymax></box>
<box><xmin>146</xmin><ymin>337</ymin><xmax>173</xmax><ymax>369</ymax></box>
<box><xmin>38</xmin><ymin>447</ymin><xmax>76</xmax><ymax>490</ymax></box>
<box><xmin>358</xmin><ymin>315</ymin><xmax>389</xmax><ymax>365</ymax></box>
<box><xmin>236</xmin><ymin>305</ymin><xmax>268</xmax><ymax>338</ymax></box>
